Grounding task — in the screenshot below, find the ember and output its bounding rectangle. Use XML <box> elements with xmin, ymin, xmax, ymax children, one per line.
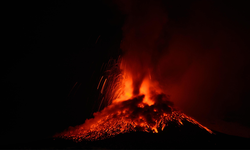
<box><xmin>54</xmin><ymin>0</ymin><xmax>214</xmax><ymax>142</ymax></box>
<box><xmin>54</xmin><ymin>59</ymin><xmax>213</xmax><ymax>142</ymax></box>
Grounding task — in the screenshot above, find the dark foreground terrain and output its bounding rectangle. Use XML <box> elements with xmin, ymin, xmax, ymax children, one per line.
<box><xmin>2</xmin><ymin>121</ymin><xmax>249</xmax><ymax>149</ymax></box>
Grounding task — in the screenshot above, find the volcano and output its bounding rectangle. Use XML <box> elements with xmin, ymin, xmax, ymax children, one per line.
<box><xmin>52</xmin><ymin>56</ymin><xmax>214</xmax><ymax>147</ymax></box>
<box><xmin>3</xmin><ymin>121</ymin><xmax>249</xmax><ymax>149</ymax></box>
<box><xmin>49</xmin><ymin>94</ymin><xmax>249</xmax><ymax>149</ymax></box>
<box><xmin>54</xmin><ymin>94</ymin><xmax>213</xmax><ymax>142</ymax></box>
<box><xmin>3</xmin><ymin>55</ymin><xmax>249</xmax><ymax>149</ymax></box>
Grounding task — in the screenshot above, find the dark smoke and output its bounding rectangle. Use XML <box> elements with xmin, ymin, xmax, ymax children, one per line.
<box><xmin>115</xmin><ymin>0</ymin><xmax>250</xmax><ymax>138</ymax></box>
<box><xmin>117</xmin><ymin>0</ymin><xmax>168</xmax><ymax>96</ymax></box>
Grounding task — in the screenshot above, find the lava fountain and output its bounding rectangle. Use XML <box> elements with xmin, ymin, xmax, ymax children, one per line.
<box><xmin>54</xmin><ymin>57</ymin><xmax>213</xmax><ymax>142</ymax></box>
<box><xmin>54</xmin><ymin>0</ymin><xmax>214</xmax><ymax>142</ymax></box>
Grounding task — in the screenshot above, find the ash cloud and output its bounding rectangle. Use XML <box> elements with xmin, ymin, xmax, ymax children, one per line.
<box><xmin>114</xmin><ymin>0</ymin><xmax>250</xmax><ymax>138</ymax></box>
<box><xmin>117</xmin><ymin>0</ymin><xmax>168</xmax><ymax>96</ymax></box>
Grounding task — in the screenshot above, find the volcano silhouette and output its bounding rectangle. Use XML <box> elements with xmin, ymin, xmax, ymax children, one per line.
<box><xmin>3</xmin><ymin>114</ymin><xmax>249</xmax><ymax>149</ymax></box>
<box><xmin>4</xmin><ymin>94</ymin><xmax>248</xmax><ymax>149</ymax></box>
<box><xmin>53</xmin><ymin>94</ymin><xmax>213</xmax><ymax>142</ymax></box>
<box><xmin>56</xmin><ymin>118</ymin><xmax>215</xmax><ymax>149</ymax></box>
<box><xmin>7</xmin><ymin>119</ymin><xmax>248</xmax><ymax>149</ymax></box>
<box><xmin>49</xmin><ymin>94</ymin><xmax>250</xmax><ymax>149</ymax></box>
<box><xmin>50</xmin><ymin>119</ymin><xmax>248</xmax><ymax>149</ymax></box>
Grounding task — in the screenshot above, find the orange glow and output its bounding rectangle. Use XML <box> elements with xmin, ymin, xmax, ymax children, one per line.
<box><xmin>113</xmin><ymin>72</ymin><xmax>133</xmax><ymax>103</ymax></box>
<box><xmin>54</xmin><ymin>109</ymin><xmax>213</xmax><ymax>141</ymax></box>
<box><xmin>138</xmin><ymin>103</ymin><xmax>144</xmax><ymax>108</ymax></box>
<box><xmin>113</xmin><ymin>66</ymin><xmax>161</xmax><ymax>107</ymax></box>
<box><xmin>54</xmin><ymin>57</ymin><xmax>213</xmax><ymax>142</ymax></box>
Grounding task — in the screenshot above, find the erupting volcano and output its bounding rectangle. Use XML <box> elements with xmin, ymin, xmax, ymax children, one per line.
<box><xmin>53</xmin><ymin>0</ymin><xmax>215</xmax><ymax>143</ymax></box>
<box><xmin>54</xmin><ymin>57</ymin><xmax>213</xmax><ymax>142</ymax></box>
<box><xmin>3</xmin><ymin>0</ymin><xmax>250</xmax><ymax>149</ymax></box>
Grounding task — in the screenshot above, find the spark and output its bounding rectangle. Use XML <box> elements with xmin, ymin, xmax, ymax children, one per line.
<box><xmin>101</xmin><ymin>78</ymin><xmax>107</xmax><ymax>94</ymax></box>
<box><xmin>98</xmin><ymin>97</ymin><xmax>105</xmax><ymax>112</ymax></box>
<box><xmin>55</xmin><ymin>109</ymin><xmax>213</xmax><ymax>142</ymax></box>
<box><xmin>55</xmin><ymin>56</ymin><xmax>213</xmax><ymax>143</ymax></box>
<box><xmin>72</xmin><ymin>83</ymin><xmax>81</xmax><ymax>97</ymax></box>
<box><xmin>97</xmin><ymin>76</ymin><xmax>103</xmax><ymax>89</ymax></box>
<box><xmin>68</xmin><ymin>82</ymin><xmax>78</xmax><ymax>97</ymax></box>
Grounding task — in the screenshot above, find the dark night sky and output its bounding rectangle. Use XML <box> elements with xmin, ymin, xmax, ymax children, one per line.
<box><xmin>1</xmin><ymin>0</ymin><xmax>250</xmax><ymax>145</ymax></box>
<box><xmin>1</xmin><ymin>0</ymin><xmax>123</xmax><ymax>145</ymax></box>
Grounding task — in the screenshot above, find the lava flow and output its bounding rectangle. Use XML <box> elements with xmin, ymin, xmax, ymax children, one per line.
<box><xmin>54</xmin><ymin>58</ymin><xmax>213</xmax><ymax>142</ymax></box>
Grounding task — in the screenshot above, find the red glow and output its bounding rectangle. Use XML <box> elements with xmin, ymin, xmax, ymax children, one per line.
<box><xmin>54</xmin><ymin>1</ymin><xmax>215</xmax><ymax>141</ymax></box>
<box><xmin>54</xmin><ymin>57</ymin><xmax>213</xmax><ymax>142</ymax></box>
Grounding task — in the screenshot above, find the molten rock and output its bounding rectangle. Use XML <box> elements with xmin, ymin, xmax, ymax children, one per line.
<box><xmin>54</xmin><ymin>93</ymin><xmax>212</xmax><ymax>142</ymax></box>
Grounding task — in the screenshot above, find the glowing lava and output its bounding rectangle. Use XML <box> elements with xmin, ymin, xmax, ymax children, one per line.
<box><xmin>54</xmin><ymin>58</ymin><xmax>213</xmax><ymax>142</ymax></box>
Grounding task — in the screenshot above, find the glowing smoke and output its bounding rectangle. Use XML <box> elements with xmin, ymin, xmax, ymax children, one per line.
<box><xmin>115</xmin><ymin>0</ymin><xmax>250</xmax><ymax>138</ymax></box>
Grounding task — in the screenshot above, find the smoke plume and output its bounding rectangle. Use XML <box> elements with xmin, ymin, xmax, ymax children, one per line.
<box><xmin>115</xmin><ymin>0</ymin><xmax>250</xmax><ymax>138</ymax></box>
